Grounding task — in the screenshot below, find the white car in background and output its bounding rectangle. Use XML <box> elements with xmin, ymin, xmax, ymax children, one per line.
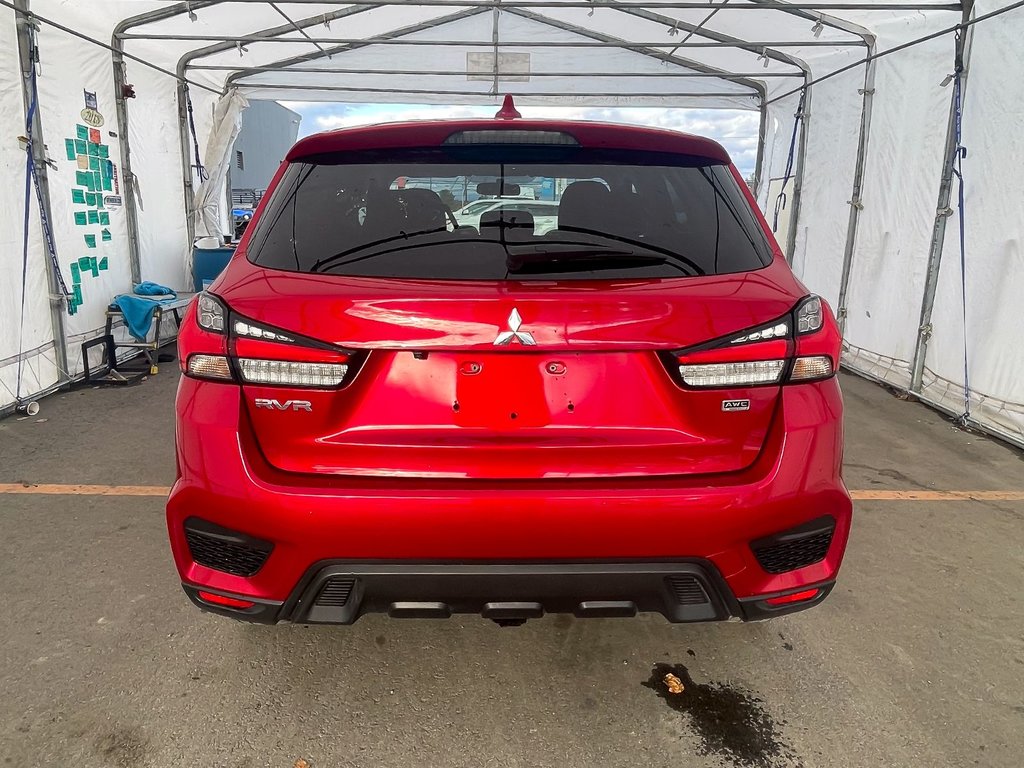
<box><xmin>453</xmin><ymin>198</ymin><xmax>560</xmax><ymax>235</ymax></box>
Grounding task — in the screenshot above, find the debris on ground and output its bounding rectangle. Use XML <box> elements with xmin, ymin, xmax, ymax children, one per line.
<box><xmin>664</xmin><ymin>672</ymin><xmax>685</xmax><ymax>694</ymax></box>
<box><xmin>294</xmin><ymin>760</ymin><xmax>310</xmax><ymax>768</ymax></box>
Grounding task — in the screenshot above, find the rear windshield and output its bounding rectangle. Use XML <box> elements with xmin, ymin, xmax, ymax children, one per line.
<box><xmin>247</xmin><ymin>147</ymin><xmax>773</xmax><ymax>280</ymax></box>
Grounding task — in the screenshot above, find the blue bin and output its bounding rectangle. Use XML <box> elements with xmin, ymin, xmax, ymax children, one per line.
<box><xmin>192</xmin><ymin>246</ymin><xmax>234</xmax><ymax>292</ymax></box>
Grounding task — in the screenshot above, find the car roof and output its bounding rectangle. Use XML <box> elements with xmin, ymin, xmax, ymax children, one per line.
<box><xmin>287</xmin><ymin>119</ymin><xmax>731</xmax><ymax>165</ymax></box>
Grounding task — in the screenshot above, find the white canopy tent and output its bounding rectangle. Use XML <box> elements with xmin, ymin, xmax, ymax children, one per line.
<box><xmin>2</xmin><ymin>0</ymin><xmax>1022</xmax><ymax>448</ymax></box>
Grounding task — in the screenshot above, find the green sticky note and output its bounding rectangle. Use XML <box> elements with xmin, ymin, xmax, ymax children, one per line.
<box><xmin>96</xmin><ymin>195</ymin><xmax>105</xmax><ymax>209</ymax></box>
<box><xmin>65</xmin><ymin>139</ymin><xmax>76</xmax><ymax>161</ymax></box>
<box><xmin>98</xmin><ymin>145</ymin><xmax>109</xmax><ymax>159</ymax></box>
<box><xmin>76</xmin><ymin>124</ymin><xmax>88</xmax><ymax>140</ymax></box>
<box><xmin>98</xmin><ymin>257</ymin><xmax>108</xmax><ymax>271</ymax></box>
<box><xmin>102</xmin><ymin>176</ymin><xmax>112</xmax><ymax>192</ymax></box>
<box><xmin>72</xmin><ymin>189</ymin><xmax>86</xmax><ymax>204</ymax></box>
<box><xmin>70</xmin><ymin>262</ymin><xmax>81</xmax><ymax>284</ymax></box>
<box><xmin>87</xmin><ymin>210</ymin><xmax>99</xmax><ymax>225</ymax></box>
<box><xmin>74</xmin><ymin>211</ymin><xmax>87</xmax><ymax>226</ymax></box>
<box><xmin>75</xmin><ymin>139</ymin><xmax>87</xmax><ymax>155</ymax></box>
<box><xmin>73</xmin><ymin>283</ymin><xmax>82</xmax><ymax>303</ymax></box>
<box><xmin>99</xmin><ymin>212</ymin><xmax>110</xmax><ymax>226</ymax></box>
<box><xmin>101</xmin><ymin>229</ymin><xmax>112</xmax><ymax>243</ymax></box>
<box><xmin>94</xmin><ymin>171</ymin><xmax>102</xmax><ymax>189</ymax></box>
<box><xmin>89</xmin><ymin>156</ymin><xmax>100</xmax><ymax>171</ymax></box>
<box><xmin>91</xmin><ymin>257</ymin><xmax>100</xmax><ymax>276</ymax></box>
<box><xmin>84</xmin><ymin>234</ymin><xmax>96</xmax><ymax>249</ymax></box>
<box><xmin>85</xmin><ymin>192</ymin><xmax>96</xmax><ymax>206</ymax></box>
<box><xmin>78</xmin><ymin>256</ymin><xmax>90</xmax><ymax>269</ymax></box>
<box><xmin>76</xmin><ymin>170</ymin><xmax>89</xmax><ymax>187</ymax></box>
<box><xmin>88</xmin><ymin>142</ymin><xmax>98</xmax><ymax>156</ymax></box>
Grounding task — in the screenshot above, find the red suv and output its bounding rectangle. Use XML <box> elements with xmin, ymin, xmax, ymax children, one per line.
<box><xmin>168</xmin><ymin>112</ymin><xmax>850</xmax><ymax>626</ymax></box>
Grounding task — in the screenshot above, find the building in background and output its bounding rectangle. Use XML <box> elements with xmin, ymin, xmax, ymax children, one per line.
<box><xmin>229</xmin><ymin>100</ymin><xmax>301</xmax><ymax>224</ymax></box>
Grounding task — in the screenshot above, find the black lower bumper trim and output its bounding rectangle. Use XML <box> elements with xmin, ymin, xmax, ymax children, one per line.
<box><xmin>182</xmin><ymin>565</ymin><xmax>835</xmax><ymax>626</ymax></box>
<box><xmin>279</xmin><ymin>560</ymin><xmax>739</xmax><ymax>625</ymax></box>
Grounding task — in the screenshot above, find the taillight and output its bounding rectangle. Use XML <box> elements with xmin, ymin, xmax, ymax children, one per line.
<box><xmin>667</xmin><ymin>295</ymin><xmax>840</xmax><ymax>388</ymax></box>
<box><xmin>181</xmin><ymin>292</ymin><xmax>359</xmax><ymax>388</ymax></box>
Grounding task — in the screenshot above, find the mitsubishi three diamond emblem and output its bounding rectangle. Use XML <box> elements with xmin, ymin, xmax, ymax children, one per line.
<box><xmin>493</xmin><ymin>308</ymin><xmax>536</xmax><ymax>346</ymax></box>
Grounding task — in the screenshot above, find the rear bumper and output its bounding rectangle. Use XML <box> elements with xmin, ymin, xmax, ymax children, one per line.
<box><xmin>184</xmin><ymin>561</ymin><xmax>835</xmax><ymax>625</ymax></box>
<box><xmin>168</xmin><ymin>375</ymin><xmax>851</xmax><ymax>621</ymax></box>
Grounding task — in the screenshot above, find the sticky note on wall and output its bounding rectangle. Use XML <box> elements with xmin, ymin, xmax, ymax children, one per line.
<box><xmin>65</xmin><ymin>139</ymin><xmax>76</xmax><ymax>161</ymax></box>
<box><xmin>72</xmin><ymin>189</ymin><xmax>85</xmax><ymax>204</ymax></box>
<box><xmin>74</xmin><ymin>212</ymin><xmax>87</xmax><ymax>226</ymax></box>
<box><xmin>84</xmin><ymin>234</ymin><xmax>96</xmax><ymax>249</ymax></box>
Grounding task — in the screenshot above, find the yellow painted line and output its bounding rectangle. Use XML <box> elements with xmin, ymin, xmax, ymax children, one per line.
<box><xmin>0</xmin><ymin>483</ymin><xmax>169</xmax><ymax>496</ymax></box>
<box><xmin>1</xmin><ymin>484</ymin><xmax>1023</xmax><ymax>501</ymax></box>
<box><xmin>850</xmin><ymin>489</ymin><xmax>1024</xmax><ymax>501</ymax></box>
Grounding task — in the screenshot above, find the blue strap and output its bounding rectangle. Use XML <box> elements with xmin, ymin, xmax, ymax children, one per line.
<box><xmin>772</xmin><ymin>90</ymin><xmax>807</xmax><ymax>232</ymax></box>
<box><xmin>951</xmin><ymin>63</ymin><xmax>970</xmax><ymax>424</ymax></box>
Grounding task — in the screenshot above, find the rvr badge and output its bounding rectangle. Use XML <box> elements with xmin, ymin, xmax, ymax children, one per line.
<box><xmin>255</xmin><ymin>398</ymin><xmax>312</xmax><ymax>412</ymax></box>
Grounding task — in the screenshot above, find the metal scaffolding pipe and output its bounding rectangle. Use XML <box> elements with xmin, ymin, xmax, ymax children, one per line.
<box><xmin>229</xmin><ymin>84</ymin><xmax>759</xmax><ymax>97</ymax></box>
<box><xmin>835</xmin><ymin>49</ymin><xmax>877</xmax><ymax>335</ymax></box>
<box><xmin>119</xmin><ymin>32</ymin><xmax>866</xmax><ymax>47</ymax></box>
<box><xmin>14</xmin><ymin>0</ymin><xmax>70</xmax><ymax>385</ymax></box>
<box><xmin>195</xmin><ymin>64</ymin><xmax>807</xmax><ymax>77</ymax></box>
<box><xmin>138</xmin><ymin>1</ymin><xmax>964</xmax><ymax>10</ymax></box>
<box><xmin>910</xmin><ymin>1</ymin><xmax>976</xmax><ymax>393</ymax></box>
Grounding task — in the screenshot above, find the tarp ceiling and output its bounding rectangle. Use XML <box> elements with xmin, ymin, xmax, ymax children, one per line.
<box><xmin>3</xmin><ymin>0</ymin><xmax>1024</xmax><ymax>451</ymax></box>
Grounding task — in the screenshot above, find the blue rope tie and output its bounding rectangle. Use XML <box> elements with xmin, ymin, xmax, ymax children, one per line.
<box><xmin>772</xmin><ymin>90</ymin><xmax>807</xmax><ymax>233</ymax></box>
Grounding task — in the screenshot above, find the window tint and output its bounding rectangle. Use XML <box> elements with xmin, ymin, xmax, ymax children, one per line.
<box><xmin>247</xmin><ymin>148</ymin><xmax>772</xmax><ymax>281</ymax></box>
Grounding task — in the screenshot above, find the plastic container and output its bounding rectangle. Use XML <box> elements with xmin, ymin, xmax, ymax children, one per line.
<box><xmin>192</xmin><ymin>246</ymin><xmax>234</xmax><ymax>292</ymax></box>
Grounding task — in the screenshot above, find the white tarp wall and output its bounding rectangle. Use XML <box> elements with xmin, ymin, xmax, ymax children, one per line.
<box><xmin>919</xmin><ymin>0</ymin><xmax>1024</xmax><ymax>444</ymax></box>
<box><xmin>2</xmin><ymin>1</ymin><xmax>1023</xmax><ymax>447</ymax></box>
<box><xmin>0</xmin><ymin>3</ymin><xmax>59</xmax><ymax>409</ymax></box>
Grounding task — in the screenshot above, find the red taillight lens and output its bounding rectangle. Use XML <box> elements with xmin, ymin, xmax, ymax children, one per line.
<box><xmin>197</xmin><ymin>590</ymin><xmax>255</xmax><ymax>609</ymax></box>
<box><xmin>181</xmin><ymin>295</ymin><xmax>359</xmax><ymax>388</ymax></box>
<box><xmin>764</xmin><ymin>588</ymin><xmax>820</xmax><ymax>606</ymax></box>
<box><xmin>668</xmin><ymin>295</ymin><xmax>840</xmax><ymax>389</ymax></box>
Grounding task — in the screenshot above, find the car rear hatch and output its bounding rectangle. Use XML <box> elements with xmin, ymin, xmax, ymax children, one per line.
<box><xmin>219</xmin><ymin>269</ymin><xmax>799</xmax><ymax>480</ymax></box>
<box><xmin>216</xmin><ymin>131</ymin><xmax>805</xmax><ymax>480</ymax></box>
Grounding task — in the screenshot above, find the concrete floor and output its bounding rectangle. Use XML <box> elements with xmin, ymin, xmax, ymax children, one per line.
<box><xmin>0</xmin><ymin>369</ymin><xmax>1022</xmax><ymax>768</ymax></box>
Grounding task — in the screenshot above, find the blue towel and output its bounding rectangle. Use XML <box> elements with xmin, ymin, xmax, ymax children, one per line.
<box><xmin>134</xmin><ymin>281</ymin><xmax>176</xmax><ymax>298</ymax></box>
<box><xmin>112</xmin><ymin>294</ymin><xmax>176</xmax><ymax>341</ymax></box>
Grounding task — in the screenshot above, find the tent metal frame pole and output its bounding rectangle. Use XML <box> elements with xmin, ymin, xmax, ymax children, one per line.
<box><xmin>113</xmin><ymin>2</ymin><xmax>222</xmax><ymax>284</ymax></box>
<box><xmin>753</xmin><ymin>99</ymin><xmax>768</xmax><ymax>196</ymax></box>
<box><xmin>910</xmin><ymin>1</ymin><xmax>975</xmax><ymax>393</ymax></box>
<box><xmin>785</xmin><ymin>78</ymin><xmax>810</xmax><ymax>261</ymax></box>
<box><xmin>14</xmin><ymin>0</ymin><xmax>70</xmax><ymax>385</ymax></box>
<box><xmin>835</xmin><ymin>41</ymin><xmax>877</xmax><ymax>333</ymax></box>
<box><xmin>508</xmin><ymin>7</ymin><xmax>767</xmax><ymax>96</ymax></box>
<box><xmin>119</xmin><ymin>32</ymin><xmax>866</xmax><ymax>47</ymax></box>
<box><xmin>224</xmin><ymin>7</ymin><xmax>489</xmax><ymax>85</ymax></box>
<box><xmin>138</xmin><ymin>1</ymin><xmax>964</xmax><ymax>10</ymax></box>
<box><xmin>226</xmin><ymin>85</ymin><xmax>759</xmax><ymax>97</ymax></box>
<box><xmin>194</xmin><ymin>65</ymin><xmax>806</xmax><ymax>77</ymax></box>
<box><xmin>176</xmin><ymin>82</ymin><xmax>197</xmax><ymax>251</ymax></box>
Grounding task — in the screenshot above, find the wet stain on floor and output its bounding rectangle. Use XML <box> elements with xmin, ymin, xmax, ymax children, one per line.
<box><xmin>643</xmin><ymin>663</ymin><xmax>801</xmax><ymax>768</ymax></box>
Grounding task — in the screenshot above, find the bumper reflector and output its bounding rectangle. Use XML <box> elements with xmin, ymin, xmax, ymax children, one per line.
<box><xmin>764</xmin><ymin>588</ymin><xmax>820</xmax><ymax>606</ymax></box>
<box><xmin>238</xmin><ymin>358</ymin><xmax>348</xmax><ymax>387</ymax></box>
<box><xmin>790</xmin><ymin>355</ymin><xmax>834</xmax><ymax>382</ymax></box>
<box><xmin>197</xmin><ymin>590</ymin><xmax>255</xmax><ymax>610</ymax></box>
<box><xmin>679</xmin><ymin>359</ymin><xmax>786</xmax><ymax>387</ymax></box>
<box><xmin>187</xmin><ymin>354</ymin><xmax>233</xmax><ymax>380</ymax></box>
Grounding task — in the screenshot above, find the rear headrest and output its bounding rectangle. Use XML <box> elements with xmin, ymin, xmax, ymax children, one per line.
<box><xmin>393</xmin><ymin>188</ymin><xmax>448</xmax><ymax>233</ymax></box>
<box><xmin>480</xmin><ymin>208</ymin><xmax>535</xmax><ymax>238</ymax></box>
<box><xmin>558</xmin><ymin>181</ymin><xmax>611</xmax><ymax>233</ymax></box>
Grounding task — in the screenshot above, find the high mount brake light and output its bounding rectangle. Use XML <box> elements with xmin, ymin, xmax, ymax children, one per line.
<box><xmin>443</xmin><ymin>130</ymin><xmax>579</xmax><ymax>146</ymax></box>
<box><xmin>671</xmin><ymin>295</ymin><xmax>838</xmax><ymax>388</ymax></box>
